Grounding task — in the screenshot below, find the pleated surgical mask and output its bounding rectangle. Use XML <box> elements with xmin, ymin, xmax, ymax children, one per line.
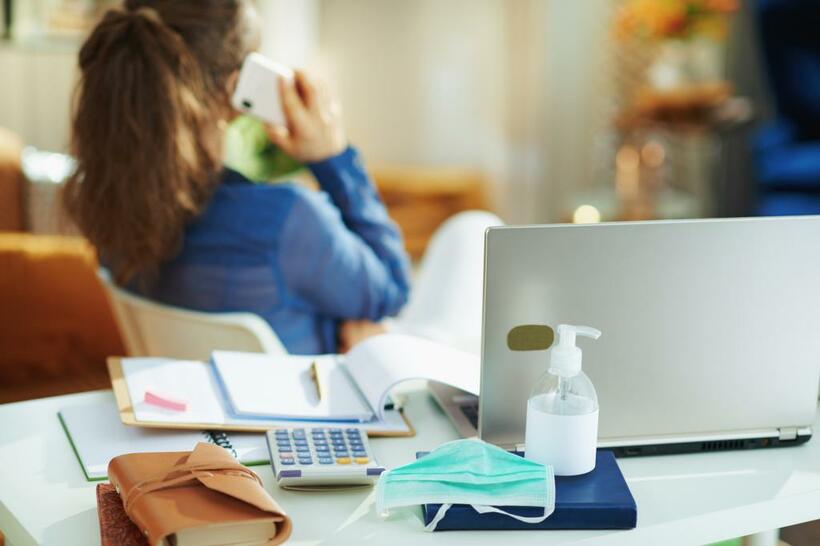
<box><xmin>375</xmin><ymin>439</ymin><xmax>555</xmax><ymax>531</ymax></box>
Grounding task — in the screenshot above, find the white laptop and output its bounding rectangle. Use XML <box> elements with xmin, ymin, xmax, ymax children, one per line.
<box><xmin>432</xmin><ymin>216</ymin><xmax>820</xmax><ymax>455</ymax></box>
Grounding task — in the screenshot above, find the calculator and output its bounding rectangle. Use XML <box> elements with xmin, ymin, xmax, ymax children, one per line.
<box><xmin>265</xmin><ymin>427</ymin><xmax>386</xmax><ymax>489</ymax></box>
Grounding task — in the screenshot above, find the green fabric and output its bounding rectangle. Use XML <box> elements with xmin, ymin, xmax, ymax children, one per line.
<box><xmin>223</xmin><ymin>115</ymin><xmax>304</xmax><ymax>183</ymax></box>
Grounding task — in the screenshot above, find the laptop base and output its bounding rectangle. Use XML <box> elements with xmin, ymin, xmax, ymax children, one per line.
<box><xmin>429</xmin><ymin>382</ymin><xmax>813</xmax><ymax>457</ymax></box>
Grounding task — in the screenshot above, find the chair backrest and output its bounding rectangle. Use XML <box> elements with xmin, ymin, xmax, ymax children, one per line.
<box><xmin>98</xmin><ymin>270</ymin><xmax>287</xmax><ymax>361</ymax></box>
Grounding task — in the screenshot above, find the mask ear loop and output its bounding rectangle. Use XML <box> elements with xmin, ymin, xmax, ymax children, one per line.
<box><xmin>472</xmin><ymin>504</ymin><xmax>555</xmax><ymax>524</ymax></box>
<box><xmin>425</xmin><ymin>503</ymin><xmax>554</xmax><ymax>532</ymax></box>
<box><xmin>424</xmin><ymin>503</ymin><xmax>453</xmax><ymax>532</ymax></box>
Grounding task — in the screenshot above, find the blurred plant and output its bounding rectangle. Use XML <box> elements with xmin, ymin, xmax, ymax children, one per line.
<box><xmin>614</xmin><ymin>0</ymin><xmax>739</xmax><ymax>42</ymax></box>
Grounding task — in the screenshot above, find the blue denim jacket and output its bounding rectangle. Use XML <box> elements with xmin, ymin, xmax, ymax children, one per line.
<box><xmin>140</xmin><ymin>146</ymin><xmax>411</xmax><ymax>354</ymax></box>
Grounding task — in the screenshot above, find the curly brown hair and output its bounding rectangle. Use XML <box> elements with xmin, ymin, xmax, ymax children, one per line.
<box><xmin>62</xmin><ymin>0</ymin><xmax>258</xmax><ymax>283</ymax></box>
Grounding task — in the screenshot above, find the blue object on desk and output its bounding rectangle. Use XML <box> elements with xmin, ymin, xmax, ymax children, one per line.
<box><xmin>419</xmin><ymin>450</ymin><xmax>637</xmax><ymax>531</ymax></box>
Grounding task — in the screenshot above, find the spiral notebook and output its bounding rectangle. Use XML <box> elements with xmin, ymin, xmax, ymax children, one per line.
<box><xmin>59</xmin><ymin>400</ymin><xmax>268</xmax><ymax>481</ymax></box>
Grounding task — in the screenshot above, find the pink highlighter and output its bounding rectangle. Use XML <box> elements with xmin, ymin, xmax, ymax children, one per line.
<box><xmin>144</xmin><ymin>389</ymin><xmax>188</xmax><ymax>412</ymax></box>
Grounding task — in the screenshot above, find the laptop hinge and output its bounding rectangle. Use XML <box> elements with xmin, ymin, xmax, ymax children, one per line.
<box><xmin>778</xmin><ymin>427</ymin><xmax>798</xmax><ymax>441</ymax></box>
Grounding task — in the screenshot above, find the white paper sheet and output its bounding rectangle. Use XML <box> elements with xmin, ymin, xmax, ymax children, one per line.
<box><xmin>122</xmin><ymin>358</ymin><xmax>227</xmax><ymax>424</ymax></box>
<box><xmin>212</xmin><ymin>351</ymin><xmax>373</xmax><ymax>421</ymax></box>
<box><xmin>343</xmin><ymin>333</ymin><xmax>480</xmax><ymax>421</ymax></box>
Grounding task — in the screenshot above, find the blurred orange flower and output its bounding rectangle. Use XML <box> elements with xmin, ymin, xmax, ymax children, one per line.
<box><xmin>614</xmin><ymin>0</ymin><xmax>739</xmax><ymax>41</ymax></box>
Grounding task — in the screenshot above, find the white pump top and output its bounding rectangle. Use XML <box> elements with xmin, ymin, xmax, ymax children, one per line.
<box><xmin>549</xmin><ymin>324</ymin><xmax>602</xmax><ymax>377</ymax></box>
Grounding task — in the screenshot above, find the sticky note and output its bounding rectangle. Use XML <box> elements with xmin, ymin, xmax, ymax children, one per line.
<box><xmin>144</xmin><ymin>390</ymin><xmax>187</xmax><ymax>412</ymax></box>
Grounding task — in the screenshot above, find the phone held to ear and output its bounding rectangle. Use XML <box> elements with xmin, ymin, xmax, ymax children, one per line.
<box><xmin>231</xmin><ymin>52</ymin><xmax>294</xmax><ymax>126</ymax></box>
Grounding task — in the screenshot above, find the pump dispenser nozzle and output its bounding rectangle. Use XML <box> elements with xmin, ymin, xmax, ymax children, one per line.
<box><xmin>526</xmin><ymin>323</ymin><xmax>603</xmax><ymax>475</ymax></box>
<box><xmin>549</xmin><ymin>324</ymin><xmax>601</xmax><ymax>377</ymax></box>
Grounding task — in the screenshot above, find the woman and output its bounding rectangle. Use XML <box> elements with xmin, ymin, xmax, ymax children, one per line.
<box><xmin>63</xmin><ymin>0</ymin><xmax>411</xmax><ymax>354</ymax></box>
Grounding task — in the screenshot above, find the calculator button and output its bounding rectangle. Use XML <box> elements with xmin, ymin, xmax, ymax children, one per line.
<box><xmin>329</xmin><ymin>427</ymin><xmax>342</xmax><ymax>433</ymax></box>
<box><xmin>296</xmin><ymin>447</ymin><xmax>310</xmax><ymax>454</ymax></box>
<box><xmin>274</xmin><ymin>430</ymin><xmax>289</xmax><ymax>438</ymax></box>
<box><xmin>353</xmin><ymin>450</ymin><xmax>367</xmax><ymax>458</ymax></box>
<box><xmin>345</xmin><ymin>428</ymin><xmax>360</xmax><ymax>435</ymax></box>
<box><xmin>315</xmin><ymin>445</ymin><xmax>330</xmax><ymax>453</ymax></box>
<box><xmin>280</xmin><ymin>458</ymin><xmax>296</xmax><ymax>465</ymax></box>
<box><xmin>354</xmin><ymin>457</ymin><xmax>370</xmax><ymax>465</ymax></box>
<box><xmin>278</xmin><ymin>448</ymin><xmax>293</xmax><ymax>454</ymax></box>
<box><xmin>336</xmin><ymin>457</ymin><xmax>351</xmax><ymax>464</ymax></box>
<box><xmin>299</xmin><ymin>459</ymin><xmax>313</xmax><ymax>465</ymax></box>
<box><xmin>294</xmin><ymin>439</ymin><xmax>308</xmax><ymax>445</ymax></box>
<box><xmin>318</xmin><ymin>457</ymin><xmax>334</xmax><ymax>465</ymax></box>
<box><xmin>292</xmin><ymin>429</ymin><xmax>306</xmax><ymax>437</ymax></box>
<box><xmin>348</xmin><ymin>440</ymin><xmax>363</xmax><ymax>447</ymax></box>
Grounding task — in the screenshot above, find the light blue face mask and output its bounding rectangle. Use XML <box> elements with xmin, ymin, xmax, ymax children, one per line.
<box><xmin>375</xmin><ymin>439</ymin><xmax>555</xmax><ymax>531</ymax></box>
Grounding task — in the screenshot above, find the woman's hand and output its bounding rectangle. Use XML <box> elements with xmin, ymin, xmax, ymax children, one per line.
<box><xmin>338</xmin><ymin>320</ymin><xmax>387</xmax><ymax>353</ymax></box>
<box><xmin>264</xmin><ymin>70</ymin><xmax>347</xmax><ymax>163</ymax></box>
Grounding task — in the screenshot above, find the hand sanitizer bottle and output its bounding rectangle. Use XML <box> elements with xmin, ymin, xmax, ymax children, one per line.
<box><xmin>524</xmin><ymin>324</ymin><xmax>601</xmax><ymax>476</ymax></box>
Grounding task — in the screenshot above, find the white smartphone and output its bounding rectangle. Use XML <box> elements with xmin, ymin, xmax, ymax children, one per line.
<box><xmin>231</xmin><ymin>52</ymin><xmax>294</xmax><ymax>126</ymax></box>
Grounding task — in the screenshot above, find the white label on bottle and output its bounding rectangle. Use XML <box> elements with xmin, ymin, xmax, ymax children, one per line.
<box><xmin>524</xmin><ymin>397</ymin><xmax>598</xmax><ymax>476</ymax></box>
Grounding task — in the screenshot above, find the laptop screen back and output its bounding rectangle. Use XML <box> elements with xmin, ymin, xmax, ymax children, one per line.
<box><xmin>479</xmin><ymin>217</ymin><xmax>820</xmax><ymax>448</ymax></box>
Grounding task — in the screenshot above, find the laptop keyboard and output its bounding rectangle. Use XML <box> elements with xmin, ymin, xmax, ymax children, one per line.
<box><xmin>460</xmin><ymin>403</ymin><xmax>479</xmax><ymax>428</ymax></box>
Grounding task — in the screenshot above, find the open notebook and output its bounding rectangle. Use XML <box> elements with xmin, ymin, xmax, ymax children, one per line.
<box><xmin>111</xmin><ymin>333</ymin><xmax>479</xmax><ymax>436</ymax></box>
<box><xmin>213</xmin><ymin>333</ymin><xmax>479</xmax><ymax>422</ymax></box>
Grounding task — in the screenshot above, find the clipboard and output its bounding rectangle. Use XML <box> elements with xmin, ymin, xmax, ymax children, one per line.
<box><xmin>108</xmin><ymin>357</ymin><xmax>415</xmax><ymax>438</ymax></box>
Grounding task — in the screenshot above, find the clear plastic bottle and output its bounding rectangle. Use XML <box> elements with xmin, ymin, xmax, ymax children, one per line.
<box><xmin>524</xmin><ymin>324</ymin><xmax>601</xmax><ymax>476</ymax></box>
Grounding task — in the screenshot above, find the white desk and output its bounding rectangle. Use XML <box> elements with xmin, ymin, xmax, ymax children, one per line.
<box><xmin>1</xmin><ymin>388</ymin><xmax>819</xmax><ymax>546</ymax></box>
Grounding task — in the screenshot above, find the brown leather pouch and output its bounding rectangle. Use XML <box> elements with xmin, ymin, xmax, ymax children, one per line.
<box><xmin>108</xmin><ymin>442</ymin><xmax>292</xmax><ymax>546</ymax></box>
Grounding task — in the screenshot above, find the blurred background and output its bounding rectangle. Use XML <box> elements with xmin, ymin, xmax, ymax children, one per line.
<box><xmin>3</xmin><ymin>0</ymin><xmax>819</xmax><ymax>242</ymax></box>
<box><xmin>0</xmin><ymin>0</ymin><xmax>818</xmax><ymax>396</ymax></box>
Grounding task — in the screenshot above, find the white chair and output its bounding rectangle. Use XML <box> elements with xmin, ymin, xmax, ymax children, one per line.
<box><xmin>98</xmin><ymin>270</ymin><xmax>287</xmax><ymax>360</ymax></box>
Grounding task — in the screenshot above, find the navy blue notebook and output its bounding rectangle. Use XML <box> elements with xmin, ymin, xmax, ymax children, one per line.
<box><xmin>420</xmin><ymin>450</ymin><xmax>637</xmax><ymax>531</ymax></box>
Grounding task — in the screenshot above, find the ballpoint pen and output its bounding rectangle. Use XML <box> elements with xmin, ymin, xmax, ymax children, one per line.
<box><xmin>310</xmin><ymin>361</ymin><xmax>323</xmax><ymax>401</ymax></box>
